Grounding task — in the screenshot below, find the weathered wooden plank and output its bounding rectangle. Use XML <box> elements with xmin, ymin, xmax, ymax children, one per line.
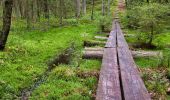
<box><xmin>118</xmin><ymin>47</ymin><xmax>151</xmax><ymax>100</ymax></box>
<box><xmin>116</xmin><ymin>22</ymin><xmax>129</xmax><ymax>49</ymax></box>
<box><xmin>96</xmin><ymin>48</ymin><xmax>122</xmax><ymax>100</ymax></box>
<box><xmin>95</xmin><ymin>36</ymin><xmax>108</xmax><ymax>40</ymax></box>
<box><xmin>115</xmin><ymin>20</ymin><xmax>151</xmax><ymax>100</ymax></box>
<box><xmin>105</xmin><ymin>31</ymin><xmax>117</xmax><ymax>48</ymax></box>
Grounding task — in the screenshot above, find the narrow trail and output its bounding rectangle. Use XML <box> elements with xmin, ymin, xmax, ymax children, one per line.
<box><xmin>118</xmin><ymin>0</ymin><xmax>125</xmax><ymax>11</ymax></box>
<box><xmin>96</xmin><ymin>0</ymin><xmax>151</xmax><ymax>100</ymax></box>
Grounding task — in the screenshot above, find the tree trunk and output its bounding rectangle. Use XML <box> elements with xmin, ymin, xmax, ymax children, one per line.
<box><xmin>26</xmin><ymin>0</ymin><xmax>31</xmax><ymax>29</ymax></box>
<box><xmin>62</xmin><ymin>0</ymin><xmax>67</xmax><ymax>18</ymax></box>
<box><xmin>0</xmin><ymin>0</ymin><xmax>13</xmax><ymax>50</ymax></box>
<box><xmin>44</xmin><ymin>0</ymin><xmax>49</xmax><ymax>19</ymax></box>
<box><xmin>91</xmin><ymin>0</ymin><xmax>94</xmax><ymax>20</ymax></box>
<box><xmin>83</xmin><ymin>48</ymin><xmax>163</xmax><ymax>59</ymax></box>
<box><xmin>148</xmin><ymin>24</ymin><xmax>154</xmax><ymax>47</ymax></box>
<box><xmin>75</xmin><ymin>0</ymin><xmax>81</xmax><ymax>18</ymax></box>
<box><xmin>107</xmin><ymin>0</ymin><xmax>110</xmax><ymax>16</ymax></box>
<box><xmin>82</xmin><ymin>0</ymin><xmax>86</xmax><ymax>15</ymax></box>
<box><xmin>102</xmin><ymin>0</ymin><xmax>105</xmax><ymax>16</ymax></box>
<box><xmin>18</xmin><ymin>0</ymin><xmax>24</xmax><ymax>19</ymax></box>
<box><xmin>36</xmin><ymin>0</ymin><xmax>40</xmax><ymax>21</ymax></box>
<box><xmin>147</xmin><ymin>0</ymin><xmax>149</xmax><ymax>3</ymax></box>
<box><xmin>59</xmin><ymin>0</ymin><xmax>63</xmax><ymax>25</ymax></box>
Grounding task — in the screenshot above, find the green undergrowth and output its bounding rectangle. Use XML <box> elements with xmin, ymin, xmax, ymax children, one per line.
<box><xmin>30</xmin><ymin>60</ymin><xmax>101</xmax><ymax>100</ymax></box>
<box><xmin>0</xmin><ymin>18</ymin><xmax>100</xmax><ymax>99</ymax></box>
<box><xmin>0</xmin><ymin>0</ymin><xmax>116</xmax><ymax>99</ymax></box>
<box><xmin>125</xmin><ymin>31</ymin><xmax>170</xmax><ymax>99</ymax></box>
<box><xmin>119</xmin><ymin>5</ymin><xmax>170</xmax><ymax>99</ymax></box>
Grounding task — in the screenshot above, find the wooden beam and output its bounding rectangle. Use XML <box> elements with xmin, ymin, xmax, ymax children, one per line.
<box><xmin>95</xmin><ymin>36</ymin><xmax>108</xmax><ymax>40</ymax></box>
<box><xmin>83</xmin><ymin>47</ymin><xmax>162</xmax><ymax>59</ymax></box>
<box><xmin>96</xmin><ymin>48</ymin><xmax>122</xmax><ymax>100</ymax></box>
<box><xmin>116</xmin><ymin>21</ymin><xmax>151</xmax><ymax>100</ymax></box>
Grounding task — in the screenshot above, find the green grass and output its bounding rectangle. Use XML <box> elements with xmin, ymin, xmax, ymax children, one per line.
<box><xmin>120</xmin><ymin>8</ymin><xmax>170</xmax><ymax>98</ymax></box>
<box><xmin>0</xmin><ymin>19</ymin><xmax>100</xmax><ymax>99</ymax></box>
<box><xmin>154</xmin><ymin>32</ymin><xmax>170</xmax><ymax>48</ymax></box>
<box><xmin>135</xmin><ymin>57</ymin><xmax>161</xmax><ymax>68</ymax></box>
<box><xmin>0</xmin><ymin>0</ymin><xmax>117</xmax><ymax>99</ymax></box>
<box><xmin>30</xmin><ymin>60</ymin><xmax>101</xmax><ymax>100</ymax></box>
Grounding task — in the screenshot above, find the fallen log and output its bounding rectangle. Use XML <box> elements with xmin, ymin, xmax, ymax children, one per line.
<box><xmin>94</xmin><ymin>36</ymin><xmax>108</xmax><ymax>40</ymax></box>
<box><xmin>83</xmin><ymin>40</ymin><xmax>106</xmax><ymax>47</ymax></box>
<box><xmin>124</xmin><ymin>34</ymin><xmax>135</xmax><ymax>37</ymax></box>
<box><xmin>82</xmin><ymin>50</ymin><xmax>103</xmax><ymax>59</ymax></box>
<box><xmin>84</xmin><ymin>47</ymin><xmax>104</xmax><ymax>51</ymax></box>
<box><xmin>83</xmin><ymin>48</ymin><xmax>163</xmax><ymax>59</ymax></box>
<box><xmin>132</xmin><ymin>50</ymin><xmax>163</xmax><ymax>58</ymax></box>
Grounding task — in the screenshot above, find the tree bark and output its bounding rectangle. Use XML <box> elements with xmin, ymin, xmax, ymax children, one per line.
<box><xmin>59</xmin><ymin>0</ymin><xmax>63</xmax><ymax>25</ymax></box>
<box><xmin>44</xmin><ymin>0</ymin><xmax>49</xmax><ymax>19</ymax></box>
<box><xmin>26</xmin><ymin>0</ymin><xmax>31</xmax><ymax>29</ymax></box>
<box><xmin>36</xmin><ymin>0</ymin><xmax>40</xmax><ymax>21</ymax></box>
<box><xmin>0</xmin><ymin>0</ymin><xmax>13</xmax><ymax>50</ymax></box>
<box><xmin>147</xmin><ymin>0</ymin><xmax>149</xmax><ymax>3</ymax></box>
<box><xmin>91</xmin><ymin>0</ymin><xmax>94</xmax><ymax>20</ymax></box>
<box><xmin>148</xmin><ymin>24</ymin><xmax>154</xmax><ymax>47</ymax></box>
<box><xmin>18</xmin><ymin>0</ymin><xmax>24</xmax><ymax>18</ymax></box>
<box><xmin>82</xmin><ymin>0</ymin><xmax>86</xmax><ymax>15</ymax></box>
<box><xmin>107</xmin><ymin>0</ymin><xmax>110</xmax><ymax>16</ymax></box>
<box><xmin>75</xmin><ymin>0</ymin><xmax>81</xmax><ymax>18</ymax></box>
<box><xmin>83</xmin><ymin>48</ymin><xmax>163</xmax><ymax>59</ymax></box>
<box><xmin>102</xmin><ymin>0</ymin><xmax>105</xmax><ymax>16</ymax></box>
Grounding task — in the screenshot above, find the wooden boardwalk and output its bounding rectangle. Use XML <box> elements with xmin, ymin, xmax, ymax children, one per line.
<box><xmin>96</xmin><ymin>20</ymin><xmax>151</xmax><ymax>100</ymax></box>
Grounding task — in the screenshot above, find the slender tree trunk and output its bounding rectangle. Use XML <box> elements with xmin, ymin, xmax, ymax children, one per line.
<box><xmin>102</xmin><ymin>0</ymin><xmax>105</xmax><ymax>16</ymax></box>
<box><xmin>36</xmin><ymin>0</ymin><xmax>40</xmax><ymax>21</ymax></box>
<box><xmin>147</xmin><ymin>0</ymin><xmax>149</xmax><ymax>3</ymax></box>
<box><xmin>31</xmin><ymin>0</ymin><xmax>35</xmax><ymax>28</ymax></box>
<box><xmin>0</xmin><ymin>0</ymin><xmax>13</xmax><ymax>50</ymax></box>
<box><xmin>44</xmin><ymin>0</ymin><xmax>49</xmax><ymax>19</ymax></box>
<box><xmin>13</xmin><ymin>0</ymin><xmax>19</xmax><ymax>18</ymax></box>
<box><xmin>91</xmin><ymin>0</ymin><xmax>94</xmax><ymax>20</ymax></box>
<box><xmin>18</xmin><ymin>0</ymin><xmax>24</xmax><ymax>19</ymax></box>
<box><xmin>107</xmin><ymin>0</ymin><xmax>110</xmax><ymax>16</ymax></box>
<box><xmin>62</xmin><ymin>0</ymin><xmax>67</xmax><ymax>18</ymax></box>
<box><xmin>82</xmin><ymin>0</ymin><xmax>86</xmax><ymax>15</ymax></box>
<box><xmin>26</xmin><ymin>0</ymin><xmax>31</xmax><ymax>29</ymax></box>
<box><xmin>75</xmin><ymin>0</ymin><xmax>81</xmax><ymax>18</ymax></box>
<box><xmin>148</xmin><ymin>24</ymin><xmax>154</xmax><ymax>47</ymax></box>
<box><xmin>43</xmin><ymin>0</ymin><xmax>50</xmax><ymax>27</ymax></box>
<box><xmin>59</xmin><ymin>0</ymin><xmax>63</xmax><ymax>25</ymax></box>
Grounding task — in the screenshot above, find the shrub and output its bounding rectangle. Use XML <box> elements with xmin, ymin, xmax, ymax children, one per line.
<box><xmin>97</xmin><ymin>16</ymin><xmax>112</xmax><ymax>32</ymax></box>
<box><xmin>124</xmin><ymin>3</ymin><xmax>169</xmax><ymax>47</ymax></box>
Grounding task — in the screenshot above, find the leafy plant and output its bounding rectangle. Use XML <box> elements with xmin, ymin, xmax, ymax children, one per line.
<box><xmin>125</xmin><ymin>3</ymin><xmax>169</xmax><ymax>47</ymax></box>
<box><xmin>97</xmin><ymin>16</ymin><xmax>112</xmax><ymax>32</ymax></box>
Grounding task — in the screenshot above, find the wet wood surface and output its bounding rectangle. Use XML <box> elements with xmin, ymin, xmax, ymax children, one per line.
<box><xmin>96</xmin><ymin>20</ymin><xmax>151</xmax><ymax>100</ymax></box>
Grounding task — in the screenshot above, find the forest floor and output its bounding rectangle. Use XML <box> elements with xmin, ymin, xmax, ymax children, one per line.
<box><xmin>0</xmin><ymin>0</ymin><xmax>114</xmax><ymax>99</ymax></box>
<box><xmin>0</xmin><ymin>19</ymin><xmax>104</xmax><ymax>99</ymax></box>
<box><xmin>118</xmin><ymin>1</ymin><xmax>170</xmax><ymax>99</ymax></box>
<box><xmin>0</xmin><ymin>0</ymin><xmax>170</xmax><ymax>100</ymax></box>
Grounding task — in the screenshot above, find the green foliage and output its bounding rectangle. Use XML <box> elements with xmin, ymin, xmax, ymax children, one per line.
<box><xmin>30</xmin><ymin>59</ymin><xmax>101</xmax><ymax>100</ymax></box>
<box><xmin>121</xmin><ymin>1</ymin><xmax>170</xmax><ymax>99</ymax></box>
<box><xmin>0</xmin><ymin>19</ymin><xmax>99</xmax><ymax>98</ymax></box>
<box><xmin>123</xmin><ymin>3</ymin><xmax>169</xmax><ymax>45</ymax></box>
<box><xmin>135</xmin><ymin>57</ymin><xmax>160</xmax><ymax>68</ymax></box>
<box><xmin>0</xmin><ymin>81</ymin><xmax>16</xmax><ymax>99</ymax></box>
<box><xmin>97</xmin><ymin>16</ymin><xmax>113</xmax><ymax>32</ymax></box>
<box><xmin>142</xmin><ymin>71</ymin><xmax>168</xmax><ymax>99</ymax></box>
